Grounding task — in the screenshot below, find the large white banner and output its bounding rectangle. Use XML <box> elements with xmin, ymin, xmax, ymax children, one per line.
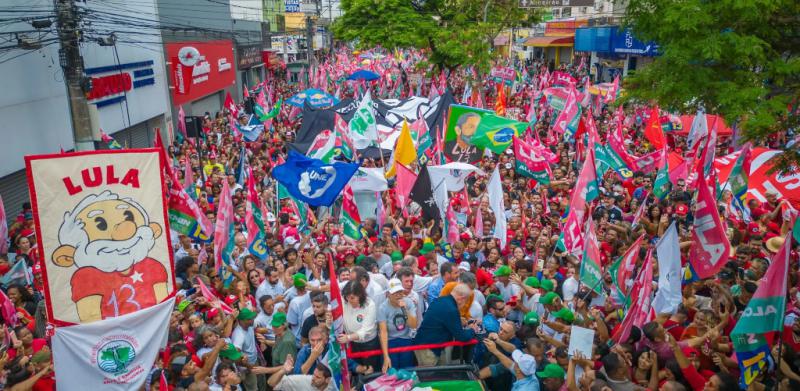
<box><xmin>52</xmin><ymin>297</ymin><xmax>174</xmax><ymax>390</ymax></box>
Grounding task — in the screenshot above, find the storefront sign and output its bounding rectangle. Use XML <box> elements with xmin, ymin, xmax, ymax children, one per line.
<box><xmin>237</xmin><ymin>44</ymin><xmax>263</xmax><ymax>69</ymax></box>
<box><xmin>285</xmin><ymin>0</ymin><xmax>300</xmax><ymax>12</ymax></box>
<box><xmin>520</xmin><ymin>0</ymin><xmax>594</xmax><ymax>6</ymax></box>
<box><xmin>84</xmin><ymin>60</ymin><xmax>156</xmax><ymax>108</ymax></box>
<box><xmin>545</xmin><ymin>19</ymin><xmax>589</xmax><ymax>36</ymax></box>
<box><xmin>611</xmin><ymin>28</ymin><xmax>659</xmax><ymax>56</ymax></box>
<box><xmin>166</xmin><ymin>41</ymin><xmax>235</xmax><ymax>106</ymax></box>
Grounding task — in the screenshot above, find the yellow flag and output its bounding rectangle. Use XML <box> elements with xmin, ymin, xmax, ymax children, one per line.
<box><xmin>385</xmin><ymin>120</ymin><xmax>417</xmax><ymax>178</ymax></box>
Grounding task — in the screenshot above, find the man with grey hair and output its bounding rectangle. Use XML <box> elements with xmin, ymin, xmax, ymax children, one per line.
<box><xmin>458</xmin><ymin>271</ymin><xmax>484</xmax><ymax>320</ymax></box>
<box><xmin>413</xmin><ymin>283</ymin><xmax>480</xmax><ymax>366</ymax></box>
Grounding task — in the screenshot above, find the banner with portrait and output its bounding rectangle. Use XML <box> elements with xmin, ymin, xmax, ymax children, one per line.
<box><xmin>25</xmin><ymin>149</ymin><xmax>175</xmax><ymax>326</ymax></box>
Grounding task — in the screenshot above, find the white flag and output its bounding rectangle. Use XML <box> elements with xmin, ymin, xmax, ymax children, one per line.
<box><xmin>432</xmin><ymin>175</ymin><xmax>449</xmax><ymax>223</ymax></box>
<box><xmin>488</xmin><ymin>167</ymin><xmax>507</xmax><ymax>249</ymax></box>
<box><xmin>349</xmin><ymin>167</ymin><xmax>389</xmax><ymax>192</ymax></box>
<box><xmin>428</xmin><ymin>162</ymin><xmax>481</xmax><ymax>192</ymax></box>
<box><xmin>53</xmin><ymin>298</ymin><xmax>174</xmax><ymax>390</ymax></box>
<box><xmin>653</xmin><ymin>222</ymin><xmax>682</xmax><ymax>315</ymax></box>
<box><xmin>349</xmin><ymin>90</ymin><xmax>379</xmax><ymax>150</ymax></box>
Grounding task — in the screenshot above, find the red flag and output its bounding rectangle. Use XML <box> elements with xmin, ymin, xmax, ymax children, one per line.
<box><xmin>613</xmin><ymin>234</ymin><xmax>646</xmax><ymax>299</ymax></box>
<box><xmin>159</xmin><ymin>370</ymin><xmax>169</xmax><ymax>391</ymax></box>
<box><xmin>495</xmin><ymin>83</ymin><xmax>506</xmax><ymax>116</ymax></box>
<box><xmin>243</xmin><ymin>86</ymin><xmax>250</xmax><ymax>99</ymax></box>
<box><xmin>224</xmin><ymin>92</ymin><xmax>239</xmax><ymax>118</ymax></box>
<box><xmin>644</xmin><ymin>106</ymin><xmax>666</xmax><ymax>149</ymax></box>
<box><xmin>689</xmin><ymin>164</ymin><xmax>731</xmax><ymax>278</ymax></box>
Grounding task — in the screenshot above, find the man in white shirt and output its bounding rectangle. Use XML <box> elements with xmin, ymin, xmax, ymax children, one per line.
<box><xmin>287</xmin><ymin>274</ymin><xmax>311</xmax><ymax>342</ymax></box>
<box><xmin>231</xmin><ymin>308</ymin><xmax>261</xmax><ymax>391</ymax></box>
<box><xmin>254</xmin><ymin>295</ymin><xmax>276</xmax><ymax>341</ymax></box>
<box><xmin>256</xmin><ymin>267</ymin><xmax>286</xmax><ymax>303</ymax></box>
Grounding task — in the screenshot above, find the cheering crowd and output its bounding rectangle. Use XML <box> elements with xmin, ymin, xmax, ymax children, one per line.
<box><xmin>1</xmin><ymin>48</ymin><xmax>799</xmax><ymax>391</ymax></box>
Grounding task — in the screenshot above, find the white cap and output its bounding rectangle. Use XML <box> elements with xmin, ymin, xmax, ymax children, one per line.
<box><xmin>512</xmin><ymin>350</ymin><xmax>537</xmax><ymax>376</ymax></box>
<box><xmin>284</xmin><ymin>236</ymin><xmax>298</xmax><ymax>247</ymax></box>
<box><xmin>504</xmin><ymin>162</ymin><xmax>512</xmax><ymax>169</ymax></box>
<box><xmin>458</xmin><ymin>261</ymin><xmax>471</xmax><ymax>272</ymax></box>
<box><xmin>388</xmin><ymin>278</ymin><xmax>404</xmax><ymax>294</ymax></box>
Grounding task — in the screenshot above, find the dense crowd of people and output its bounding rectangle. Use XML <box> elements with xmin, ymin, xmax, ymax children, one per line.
<box><xmin>0</xmin><ymin>48</ymin><xmax>798</xmax><ymax>391</ymax></box>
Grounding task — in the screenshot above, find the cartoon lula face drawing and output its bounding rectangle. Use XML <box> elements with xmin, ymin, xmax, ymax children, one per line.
<box><xmin>51</xmin><ymin>190</ymin><xmax>168</xmax><ymax>323</ymax></box>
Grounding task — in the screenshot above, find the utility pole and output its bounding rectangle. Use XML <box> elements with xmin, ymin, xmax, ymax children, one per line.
<box><xmin>305</xmin><ymin>14</ymin><xmax>314</xmax><ymax>66</ymax></box>
<box><xmin>328</xmin><ymin>0</ymin><xmax>334</xmax><ymax>52</ymax></box>
<box><xmin>55</xmin><ymin>0</ymin><xmax>95</xmax><ymax>151</ymax></box>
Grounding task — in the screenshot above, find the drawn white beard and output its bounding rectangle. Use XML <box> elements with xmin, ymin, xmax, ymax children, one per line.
<box><xmin>73</xmin><ymin>226</ymin><xmax>156</xmax><ymax>273</ymax></box>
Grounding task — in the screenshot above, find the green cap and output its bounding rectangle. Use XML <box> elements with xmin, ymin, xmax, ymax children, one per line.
<box><xmin>356</xmin><ymin>254</ymin><xmax>366</xmax><ymax>264</ymax></box>
<box><xmin>524</xmin><ymin>276</ymin><xmax>540</xmax><ymax>288</ymax></box>
<box><xmin>494</xmin><ymin>265</ymin><xmax>512</xmax><ymax>277</ymax></box>
<box><xmin>177</xmin><ymin>300</ymin><xmax>192</xmax><ymax>312</ymax></box>
<box><xmin>218</xmin><ymin>343</ymin><xmax>243</xmax><ymax>361</ymax></box>
<box><xmin>419</xmin><ymin>242</ymin><xmax>436</xmax><ymax>255</ymax></box>
<box><xmin>30</xmin><ymin>350</ymin><xmax>51</xmax><ymax>365</ymax></box>
<box><xmin>539</xmin><ymin>291</ymin><xmax>559</xmax><ymax>305</ymax></box>
<box><xmin>540</xmin><ymin>278</ymin><xmax>555</xmax><ymax>292</ymax></box>
<box><xmin>552</xmin><ymin>307</ymin><xmax>575</xmax><ymax>323</ymax></box>
<box><xmin>237</xmin><ymin>308</ymin><xmax>257</xmax><ymax>321</ymax></box>
<box><xmin>537</xmin><ymin>363</ymin><xmax>566</xmax><ymax>379</ymax></box>
<box><xmin>391</xmin><ymin>251</ymin><xmax>403</xmax><ymax>262</ymax></box>
<box><xmin>271</xmin><ymin>312</ymin><xmax>287</xmax><ymax>328</ymax></box>
<box><xmin>523</xmin><ymin>311</ymin><xmax>540</xmax><ymax>326</ymax></box>
<box><xmin>486</xmin><ymin>294</ymin><xmax>504</xmax><ymax>302</ymax></box>
<box><xmin>292</xmin><ymin>273</ymin><xmax>307</xmax><ymax>288</ymax></box>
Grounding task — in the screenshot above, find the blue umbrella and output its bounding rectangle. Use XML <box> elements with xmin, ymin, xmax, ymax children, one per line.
<box><xmin>287</xmin><ymin>89</ymin><xmax>339</xmax><ymax>108</ymax></box>
<box><xmin>347</xmin><ymin>69</ymin><xmax>380</xmax><ymax>81</ymax></box>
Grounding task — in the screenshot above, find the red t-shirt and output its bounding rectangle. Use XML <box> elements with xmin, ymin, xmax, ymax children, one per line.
<box><xmin>71</xmin><ymin>258</ymin><xmax>168</xmax><ymax>319</ymax></box>
<box><xmin>32</xmin><ymin>374</ymin><xmax>55</xmax><ymax>391</ymax></box>
<box><xmin>475</xmin><ymin>268</ymin><xmax>494</xmax><ymax>288</ymax></box>
<box><xmin>783</xmin><ymin>326</ymin><xmax>800</xmax><ymax>352</ymax></box>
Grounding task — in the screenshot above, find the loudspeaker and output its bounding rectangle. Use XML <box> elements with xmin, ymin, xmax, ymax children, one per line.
<box><xmin>184</xmin><ymin>116</ymin><xmax>202</xmax><ymax>138</ymax></box>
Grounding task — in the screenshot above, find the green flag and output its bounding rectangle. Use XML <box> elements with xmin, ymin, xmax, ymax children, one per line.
<box><xmin>470</xmin><ymin>114</ymin><xmax>526</xmax><ymax>154</ymax></box>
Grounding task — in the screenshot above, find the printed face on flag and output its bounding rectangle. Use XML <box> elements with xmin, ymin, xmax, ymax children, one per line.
<box><xmin>25</xmin><ymin>150</ymin><xmax>175</xmax><ymax>325</ymax></box>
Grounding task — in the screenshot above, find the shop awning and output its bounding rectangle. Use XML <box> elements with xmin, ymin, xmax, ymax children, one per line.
<box><xmin>493</xmin><ymin>35</ymin><xmax>509</xmax><ymax>46</ymax></box>
<box><xmin>524</xmin><ymin>36</ymin><xmax>574</xmax><ymax>47</ymax></box>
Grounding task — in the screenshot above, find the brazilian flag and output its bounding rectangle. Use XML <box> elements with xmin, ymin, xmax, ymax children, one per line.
<box><xmin>469</xmin><ymin>114</ymin><xmax>526</xmax><ymax>154</ymax></box>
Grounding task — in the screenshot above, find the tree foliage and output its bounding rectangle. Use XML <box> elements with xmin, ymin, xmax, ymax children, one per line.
<box><xmin>622</xmin><ymin>0</ymin><xmax>800</xmax><ymax>170</ymax></box>
<box><xmin>333</xmin><ymin>0</ymin><xmax>537</xmax><ymax>71</ymax></box>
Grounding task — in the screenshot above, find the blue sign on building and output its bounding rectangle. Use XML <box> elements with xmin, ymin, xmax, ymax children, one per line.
<box><xmin>285</xmin><ymin>0</ymin><xmax>300</xmax><ymax>13</ymax></box>
<box><xmin>610</xmin><ymin>28</ymin><xmax>658</xmax><ymax>56</ymax></box>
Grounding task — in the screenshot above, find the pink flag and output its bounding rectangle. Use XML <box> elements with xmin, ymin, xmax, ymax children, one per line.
<box><xmin>395</xmin><ymin>163</ymin><xmax>417</xmax><ymax>213</ymax></box>
<box><xmin>552</xmin><ymin>87</ymin><xmax>579</xmax><ymax>137</ymax></box>
<box><xmin>183</xmin><ymin>158</ymin><xmax>194</xmax><ymax>191</ymax></box>
<box><xmin>197</xmin><ymin>246</ymin><xmax>208</xmax><ymax>266</ymax></box>
<box><xmin>474</xmin><ymin>206</ymin><xmax>484</xmax><ymax>239</ymax></box>
<box><xmin>632</xmin><ymin>149</ymin><xmax>661</xmax><ymax>174</ymax></box>
<box><xmin>630</xmin><ymin>196</ymin><xmax>648</xmax><ymax>229</ymax></box>
<box><xmin>604</xmin><ymin>74</ymin><xmax>619</xmax><ymax>104</ymax></box>
<box><xmin>196</xmin><ymin>277</ymin><xmax>234</xmax><ymax>314</ymax></box>
<box><xmin>561</xmin><ymin>211</ymin><xmax>584</xmax><ymax>255</ymax></box>
<box><xmin>689</xmin><ymin>164</ymin><xmax>731</xmax><ymax>279</ymax></box>
<box><xmin>0</xmin><ymin>196</ymin><xmax>7</xmax><ymax>254</ymax></box>
<box><xmin>613</xmin><ymin>249</ymin><xmax>653</xmax><ymax>343</ymax></box>
<box><xmin>177</xmin><ymin>105</ymin><xmax>187</xmax><ymax>136</ymax></box>
<box><xmin>0</xmin><ymin>289</ymin><xmax>18</xmax><ymax>327</ymax></box>
<box><xmin>213</xmin><ymin>180</ymin><xmax>234</xmax><ymax>271</ymax></box>
<box><xmin>256</xmin><ymin>88</ymin><xmax>268</xmax><ymax>107</ymax></box>
<box><xmin>446</xmin><ymin>203</ymin><xmax>459</xmax><ymax>245</ymax></box>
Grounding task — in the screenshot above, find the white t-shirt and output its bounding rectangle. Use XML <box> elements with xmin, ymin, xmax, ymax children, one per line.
<box><xmin>562</xmin><ymin>277</ymin><xmax>579</xmax><ymax>301</ymax></box>
<box><xmin>254</xmin><ymin>311</ymin><xmax>275</xmax><ymax>340</ymax></box>
<box><xmin>255</xmin><ymin>280</ymin><xmax>286</xmax><ymax>301</ymax></box>
<box><xmin>287</xmin><ymin>292</ymin><xmax>311</xmax><ymax>340</ymax></box>
<box><xmin>231</xmin><ymin>325</ymin><xmax>258</xmax><ymax>364</ymax></box>
<box><xmin>274</xmin><ymin>374</ymin><xmax>336</xmax><ymax>391</ymax></box>
<box><xmin>495</xmin><ymin>281</ymin><xmax>521</xmax><ymax>301</ymax></box>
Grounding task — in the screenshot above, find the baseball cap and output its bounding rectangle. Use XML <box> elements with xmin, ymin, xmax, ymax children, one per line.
<box><xmin>292</xmin><ymin>273</ymin><xmax>307</xmax><ymax>288</ymax></box>
<box><xmin>388</xmin><ymin>278</ymin><xmax>404</xmax><ymax>294</ymax></box>
<box><xmin>511</xmin><ymin>350</ymin><xmax>537</xmax><ymax>376</ymax></box>
<box><xmin>224</xmin><ymin>294</ymin><xmax>238</xmax><ymax>306</ymax></box>
<box><xmin>176</xmin><ymin>300</ymin><xmax>192</xmax><ymax>312</ymax></box>
<box><xmin>494</xmin><ymin>265</ymin><xmax>512</xmax><ymax>277</ymax></box>
<box><xmin>419</xmin><ymin>242</ymin><xmax>436</xmax><ymax>255</ymax></box>
<box><xmin>540</xmin><ymin>278</ymin><xmax>555</xmax><ymax>292</ymax></box>
<box><xmin>271</xmin><ymin>312</ymin><xmax>287</xmax><ymax>328</ymax></box>
<box><xmin>218</xmin><ymin>343</ymin><xmax>243</xmax><ymax>361</ymax></box>
<box><xmin>524</xmin><ymin>276</ymin><xmax>540</xmax><ymax>288</ymax></box>
<box><xmin>284</xmin><ymin>236</ymin><xmax>298</xmax><ymax>247</ymax></box>
<box><xmin>675</xmin><ymin>204</ymin><xmax>688</xmax><ymax>216</ymax></box>
<box><xmin>205</xmin><ymin>308</ymin><xmax>220</xmax><ymax>321</ymax></box>
<box><xmin>458</xmin><ymin>261</ymin><xmax>471</xmax><ymax>272</ymax></box>
<box><xmin>537</xmin><ymin>363</ymin><xmax>566</xmax><ymax>379</ymax></box>
<box><xmin>237</xmin><ymin>308</ymin><xmax>257</xmax><ymax>321</ymax></box>
<box><xmin>552</xmin><ymin>307</ymin><xmax>575</xmax><ymax>323</ymax></box>
<box><xmin>539</xmin><ymin>291</ymin><xmax>559</xmax><ymax>305</ymax></box>
<box><xmin>391</xmin><ymin>251</ymin><xmax>403</xmax><ymax>262</ymax></box>
<box><xmin>523</xmin><ymin>311</ymin><xmax>540</xmax><ymax>326</ymax></box>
